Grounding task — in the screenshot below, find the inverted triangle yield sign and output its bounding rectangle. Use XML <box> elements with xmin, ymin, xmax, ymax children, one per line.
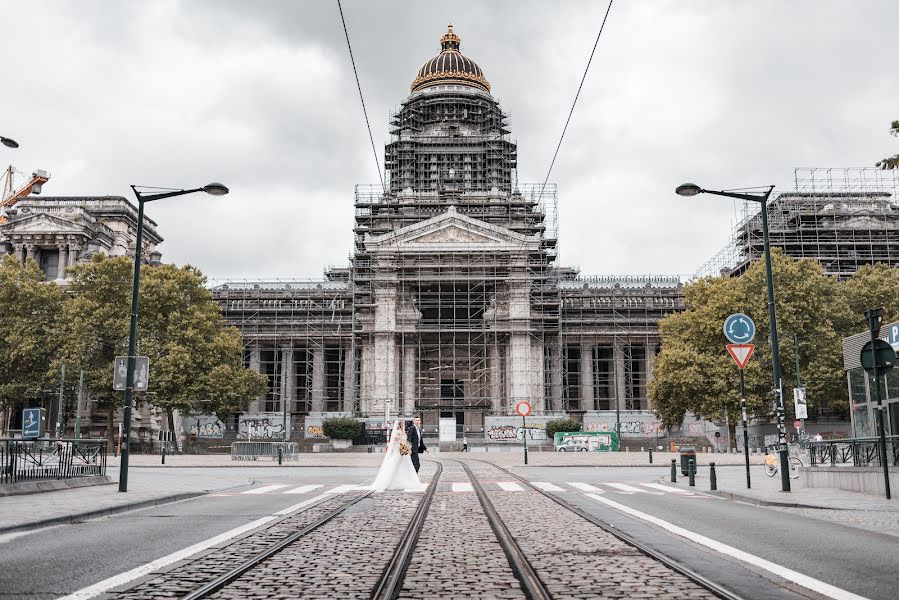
<box><xmin>726</xmin><ymin>344</ymin><xmax>755</xmax><ymax>369</ymax></box>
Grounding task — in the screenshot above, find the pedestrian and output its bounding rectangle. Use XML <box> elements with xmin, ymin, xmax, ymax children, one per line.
<box><xmin>462</xmin><ymin>435</ymin><xmax>468</xmax><ymax>453</ymax></box>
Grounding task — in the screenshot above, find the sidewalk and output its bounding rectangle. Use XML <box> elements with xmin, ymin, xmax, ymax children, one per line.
<box><xmin>668</xmin><ymin>463</ymin><xmax>899</xmax><ymax>511</ymax></box>
<box><xmin>0</xmin><ymin>467</ymin><xmax>252</xmax><ymax>535</ymax></box>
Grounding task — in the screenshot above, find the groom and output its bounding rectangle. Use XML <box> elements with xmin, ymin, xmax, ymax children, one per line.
<box><xmin>406</xmin><ymin>416</ymin><xmax>427</xmax><ymax>472</ymax></box>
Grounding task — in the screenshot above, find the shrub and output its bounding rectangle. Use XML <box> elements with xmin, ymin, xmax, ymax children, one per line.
<box><xmin>322</xmin><ymin>417</ymin><xmax>363</xmax><ymax>440</ymax></box>
<box><xmin>545</xmin><ymin>418</ymin><xmax>583</xmax><ymax>441</ymax></box>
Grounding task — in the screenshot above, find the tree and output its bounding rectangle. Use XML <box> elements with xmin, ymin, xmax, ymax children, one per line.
<box><xmin>650</xmin><ymin>250</ymin><xmax>850</xmax><ymax>446</ymax></box>
<box><xmin>840</xmin><ymin>263</ymin><xmax>899</xmax><ymax>325</ymax></box>
<box><xmin>875</xmin><ymin>118</ymin><xmax>899</xmax><ymax>170</ymax></box>
<box><xmin>0</xmin><ymin>256</ymin><xmax>66</xmax><ymax>434</ymax></box>
<box><xmin>545</xmin><ymin>418</ymin><xmax>582</xmax><ymax>442</ymax></box>
<box><xmin>59</xmin><ymin>255</ymin><xmax>266</xmax><ymax>451</ymax></box>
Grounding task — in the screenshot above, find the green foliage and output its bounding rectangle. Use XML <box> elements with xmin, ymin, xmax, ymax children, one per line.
<box><xmin>840</xmin><ymin>263</ymin><xmax>899</xmax><ymax>324</ymax></box>
<box><xmin>875</xmin><ymin>118</ymin><xmax>899</xmax><ymax>170</ymax></box>
<box><xmin>322</xmin><ymin>417</ymin><xmax>362</xmax><ymax>440</ymax></box>
<box><xmin>0</xmin><ymin>256</ymin><xmax>66</xmax><ymax>428</ymax></box>
<box><xmin>545</xmin><ymin>418</ymin><xmax>582</xmax><ymax>440</ymax></box>
<box><xmin>650</xmin><ymin>250</ymin><xmax>852</xmax><ymax>439</ymax></box>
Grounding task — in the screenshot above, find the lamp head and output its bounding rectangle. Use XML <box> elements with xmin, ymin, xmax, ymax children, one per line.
<box><xmin>203</xmin><ymin>182</ymin><xmax>229</xmax><ymax>196</ymax></box>
<box><xmin>675</xmin><ymin>183</ymin><xmax>702</xmax><ymax>197</ymax></box>
<box><xmin>1</xmin><ymin>136</ymin><xmax>19</xmax><ymax>149</ymax></box>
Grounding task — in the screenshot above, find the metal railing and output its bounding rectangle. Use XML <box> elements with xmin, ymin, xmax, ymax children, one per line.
<box><xmin>1</xmin><ymin>438</ymin><xmax>107</xmax><ymax>484</ymax></box>
<box><xmin>808</xmin><ymin>436</ymin><xmax>899</xmax><ymax>467</ymax></box>
<box><xmin>230</xmin><ymin>441</ymin><xmax>299</xmax><ymax>461</ymax></box>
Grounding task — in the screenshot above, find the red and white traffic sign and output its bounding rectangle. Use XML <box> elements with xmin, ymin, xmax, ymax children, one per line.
<box><xmin>726</xmin><ymin>344</ymin><xmax>755</xmax><ymax>369</ymax></box>
<box><xmin>794</xmin><ymin>420</ymin><xmax>802</xmax><ymax>430</ymax></box>
<box><xmin>515</xmin><ymin>401</ymin><xmax>531</xmax><ymax>417</ymax></box>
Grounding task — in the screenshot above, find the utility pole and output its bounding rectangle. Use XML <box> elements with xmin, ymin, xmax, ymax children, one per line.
<box><xmin>74</xmin><ymin>370</ymin><xmax>84</xmax><ymax>440</ymax></box>
<box><xmin>56</xmin><ymin>363</ymin><xmax>66</xmax><ymax>438</ymax></box>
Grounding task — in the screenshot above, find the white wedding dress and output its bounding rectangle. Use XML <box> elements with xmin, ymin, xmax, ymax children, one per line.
<box><xmin>371</xmin><ymin>422</ymin><xmax>425</xmax><ymax>491</ymax></box>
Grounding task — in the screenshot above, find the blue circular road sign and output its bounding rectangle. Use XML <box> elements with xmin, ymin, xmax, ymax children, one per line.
<box><xmin>724</xmin><ymin>313</ymin><xmax>756</xmax><ymax>344</ymax></box>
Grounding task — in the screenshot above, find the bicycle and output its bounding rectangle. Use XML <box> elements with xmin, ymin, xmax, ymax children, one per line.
<box><xmin>764</xmin><ymin>446</ymin><xmax>802</xmax><ymax>479</ymax></box>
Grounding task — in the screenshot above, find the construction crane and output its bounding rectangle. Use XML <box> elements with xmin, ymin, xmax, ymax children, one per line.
<box><xmin>1</xmin><ymin>165</ymin><xmax>50</xmax><ymax>224</ymax></box>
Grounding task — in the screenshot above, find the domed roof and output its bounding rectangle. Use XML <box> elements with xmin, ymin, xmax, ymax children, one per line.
<box><xmin>410</xmin><ymin>25</ymin><xmax>490</xmax><ymax>93</ymax></box>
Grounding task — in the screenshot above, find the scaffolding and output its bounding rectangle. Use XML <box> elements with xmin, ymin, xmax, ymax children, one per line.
<box><xmin>696</xmin><ymin>167</ymin><xmax>899</xmax><ymax>279</ymax></box>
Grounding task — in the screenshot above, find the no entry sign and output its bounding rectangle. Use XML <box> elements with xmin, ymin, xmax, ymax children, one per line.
<box><xmin>516</xmin><ymin>401</ymin><xmax>531</xmax><ymax>417</ymax></box>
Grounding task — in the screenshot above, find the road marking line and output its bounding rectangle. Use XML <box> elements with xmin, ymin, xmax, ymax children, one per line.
<box><xmin>531</xmin><ymin>481</ymin><xmax>566</xmax><ymax>492</ymax></box>
<box><xmin>567</xmin><ymin>482</ymin><xmax>604</xmax><ymax>493</ymax></box>
<box><xmin>242</xmin><ymin>484</ymin><xmax>290</xmax><ymax>495</ymax></box>
<box><xmin>496</xmin><ymin>481</ymin><xmax>525</xmax><ymax>492</ymax></box>
<box><xmin>451</xmin><ymin>482</ymin><xmax>474</xmax><ymax>492</ymax></box>
<box><xmin>583</xmin><ymin>494</ymin><xmax>869</xmax><ymax>600</ymax></box>
<box><xmin>57</xmin><ymin>516</ymin><xmax>277</xmax><ymax>600</ymax></box>
<box><xmin>640</xmin><ymin>482</ymin><xmax>693</xmax><ymax>494</ymax></box>
<box><xmin>326</xmin><ymin>484</ymin><xmax>359</xmax><ymax>494</ymax></box>
<box><xmin>62</xmin><ymin>491</ymin><xmax>335</xmax><ymax>600</ymax></box>
<box><xmin>283</xmin><ymin>484</ymin><xmax>324</xmax><ymax>494</ymax></box>
<box><xmin>604</xmin><ymin>483</ymin><xmax>654</xmax><ymax>493</ymax></box>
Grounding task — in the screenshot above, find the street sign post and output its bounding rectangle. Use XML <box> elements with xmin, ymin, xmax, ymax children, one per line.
<box><xmin>22</xmin><ymin>407</ymin><xmax>45</xmax><ymax>439</ymax></box>
<box><xmin>794</xmin><ymin>419</ymin><xmax>801</xmax><ymax>430</ymax></box>
<box><xmin>724</xmin><ymin>313</ymin><xmax>756</xmax><ymax>344</ymax></box>
<box><xmin>725</xmin><ymin>315</ymin><xmax>756</xmax><ymax>490</ymax></box>
<box><xmin>516</xmin><ymin>402</ymin><xmax>531</xmax><ymax>465</ymax></box>
<box><xmin>861</xmin><ymin>307</ymin><xmax>895</xmax><ymax>500</ymax></box>
<box><xmin>113</xmin><ymin>356</ymin><xmax>150</xmax><ymax>391</ymax></box>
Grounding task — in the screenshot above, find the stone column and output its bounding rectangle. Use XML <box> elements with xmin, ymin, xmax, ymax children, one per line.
<box><xmin>488</xmin><ymin>341</ymin><xmax>502</xmax><ymax>413</ymax></box>
<box><xmin>311</xmin><ymin>345</ymin><xmax>325</xmax><ymax>413</ymax></box>
<box><xmin>14</xmin><ymin>244</ymin><xmax>25</xmax><ymax>264</ymax></box>
<box><xmin>281</xmin><ymin>345</ymin><xmax>295</xmax><ymax>422</ymax></box>
<box><xmin>248</xmin><ymin>346</ymin><xmax>261</xmax><ymax>414</ymax></box>
<box><xmin>645</xmin><ymin>344</ymin><xmax>657</xmax><ymax>410</ymax></box>
<box><xmin>509</xmin><ymin>333</ymin><xmax>531</xmax><ymax>409</ymax></box>
<box><xmin>56</xmin><ymin>243</ymin><xmax>68</xmax><ymax>279</ymax></box>
<box><xmin>67</xmin><ymin>244</ymin><xmax>80</xmax><ymax>274</ymax></box>
<box><xmin>23</xmin><ymin>243</ymin><xmax>35</xmax><ymax>264</ymax></box>
<box><xmin>581</xmin><ymin>343</ymin><xmax>594</xmax><ymax>411</ymax></box>
<box><xmin>342</xmin><ymin>344</ymin><xmax>355</xmax><ymax>414</ymax></box>
<box><xmin>402</xmin><ymin>343</ymin><xmax>416</xmax><ymax>416</ymax></box>
<box><xmin>614</xmin><ymin>342</ymin><xmax>628</xmax><ymax>411</ymax></box>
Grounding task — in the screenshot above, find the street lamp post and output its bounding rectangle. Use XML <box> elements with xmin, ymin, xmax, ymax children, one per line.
<box><xmin>118</xmin><ymin>182</ymin><xmax>229</xmax><ymax>493</ymax></box>
<box><xmin>676</xmin><ymin>183</ymin><xmax>791</xmax><ymax>493</ymax></box>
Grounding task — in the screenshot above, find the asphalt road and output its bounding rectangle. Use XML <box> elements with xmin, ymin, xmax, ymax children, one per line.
<box><xmin>0</xmin><ymin>467</ymin><xmax>374</xmax><ymax>599</ymax></box>
<box><xmin>510</xmin><ymin>465</ymin><xmax>898</xmax><ymax>600</ymax></box>
<box><xmin>3</xmin><ymin>464</ymin><xmax>895</xmax><ymax>600</ymax></box>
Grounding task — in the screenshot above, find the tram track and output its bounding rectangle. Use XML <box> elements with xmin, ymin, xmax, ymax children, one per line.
<box><xmin>473</xmin><ymin>459</ymin><xmax>747</xmax><ymax>600</ymax></box>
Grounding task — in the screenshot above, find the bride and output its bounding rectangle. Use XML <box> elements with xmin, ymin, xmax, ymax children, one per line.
<box><xmin>371</xmin><ymin>420</ymin><xmax>425</xmax><ymax>491</ymax></box>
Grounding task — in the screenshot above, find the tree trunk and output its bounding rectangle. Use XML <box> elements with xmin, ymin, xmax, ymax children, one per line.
<box><xmin>106</xmin><ymin>408</ymin><xmax>115</xmax><ymax>453</ymax></box>
<box><xmin>729</xmin><ymin>419</ymin><xmax>738</xmax><ymax>450</ymax></box>
<box><xmin>166</xmin><ymin>407</ymin><xmax>180</xmax><ymax>453</ymax></box>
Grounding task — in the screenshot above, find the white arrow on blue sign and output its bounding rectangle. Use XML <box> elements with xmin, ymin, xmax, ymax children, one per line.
<box><xmin>724</xmin><ymin>313</ymin><xmax>756</xmax><ymax>344</ymax></box>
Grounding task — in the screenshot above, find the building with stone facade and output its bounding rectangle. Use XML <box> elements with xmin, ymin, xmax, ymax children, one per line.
<box><xmin>212</xmin><ymin>27</ymin><xmax>684</xmax><ymax>439</ymax></box>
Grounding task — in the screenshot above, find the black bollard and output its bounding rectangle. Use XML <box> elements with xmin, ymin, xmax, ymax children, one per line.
<box><xmin>278</xmin><ymin>446</ymin><xmax>283</xmax><ymax>465</ymax></box>
<box><xmin>649</xmin><ymin>448</ymin><xmax>653</xmax><ymax>464</ymax></box>
<box><xmin>161</xmin><ymin>445</ymin><xmax>166</xmax><ymax>465</ymax></box>
<box><xmin>710</xmin><ymin>462</ymin><xmax>717</xmax><ymax>491</ymax></box>
<box><xmin>688</xmin><ymin>459</ymin><xmax>696</xmax><ymax>486</ymax></box>
<box><xmin>670</xmin><ymin>459</ymin><xmax>677</xmax><ymax>483</ymax></box>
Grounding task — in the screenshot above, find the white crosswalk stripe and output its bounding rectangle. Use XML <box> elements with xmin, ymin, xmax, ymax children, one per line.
<box><xmin>451</xmin><ymin>482</ymin><xmax>474</xmax><ymax>492</ymax></box>
<box><xmin>567</xmin><ymin>482</ymin><xmax>605</xmax><ymax>493</ymax></box>
<box><xmin>604</xmin><ymin>483</ymin><xmax>648</xmax><ymax>493</ymax></box>
<box><xmin>639</xmin><ymin>482</ymin><xmax>693</xmax><ymax>494</ymax></box>
<box><xmin>242</xmin><ymin>484</ymin><xmax>290</xmax><ymax>495</ymax></box>
<box><xmin>531</xmin><ymin>481</ymin><xmax>566</xmax><ymax>492</ymax></box>
<box><xmin>284</xmin><ymin>484</ymin><xmax>324</xmax><ymax>494</ymax></box>
<box><xmin>496</xmin><ymin>481</ymin><xmax>525</xmax><ymax>492</ymax></box>
<box><xmin>326</xmin><ymin>484</ymin><xmax>362</xmax><ymax>494</ymax></box>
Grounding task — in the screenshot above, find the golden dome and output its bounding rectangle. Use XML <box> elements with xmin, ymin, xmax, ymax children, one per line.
<box><xmin>410</xmin><ymin>24</ymin><xmax>490</xmax><ymax>93</ymax></box>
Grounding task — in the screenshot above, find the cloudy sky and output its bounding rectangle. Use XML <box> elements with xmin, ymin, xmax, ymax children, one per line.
<box><xmin>3</xmin><ymin>1</ymin><xmax>897</xmax><ymax>282</ymax></box>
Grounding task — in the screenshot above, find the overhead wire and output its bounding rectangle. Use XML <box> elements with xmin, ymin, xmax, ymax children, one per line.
<box><xmin>538</xmin><ymin>0</ymin><xmax>614</xmax><ymax>199</ymax></box>
<box><xmin>336</xmin><ymin>0</ymin><xmax>385</xmax><ymax>193</ymax></box>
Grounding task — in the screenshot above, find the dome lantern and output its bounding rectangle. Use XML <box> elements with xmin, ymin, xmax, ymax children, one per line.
<box><xmin>410</xmin><ymin>24</ymin><xmax>490</xmax><ymax>93</ymax></box>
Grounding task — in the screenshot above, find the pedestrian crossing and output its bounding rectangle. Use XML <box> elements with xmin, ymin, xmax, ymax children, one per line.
<box><xmin>215</xmin><ymin>481</ymin><xmax>701</xmax><ymax>497</ymax></box>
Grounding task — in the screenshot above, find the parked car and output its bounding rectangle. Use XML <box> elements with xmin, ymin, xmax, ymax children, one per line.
<box><xmin>556</xmin><ymin>439</ymin><xmax>590</xmax><ymax>452</ymax></box>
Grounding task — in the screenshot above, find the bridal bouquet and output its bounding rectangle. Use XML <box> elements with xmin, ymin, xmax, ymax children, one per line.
<box><xmin>399</xmin><ymin>442</ymin><xmax>412</xmax><ymax>456</ymax></box>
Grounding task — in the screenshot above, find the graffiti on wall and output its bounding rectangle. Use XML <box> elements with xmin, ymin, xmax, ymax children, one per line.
<box><xmin>238</xmin><ymin>416</ymin><xmax>285</xmax><ymax>439</ymax></box>
<box><xmin>587</xmin><ymin>420</ymin><xmax>662</xmax><ymax>435</ymax></box>
<box><xmin>189</xmin><ymin>418</ymin><xmax>223</xmax><ymax>438</ymax></box>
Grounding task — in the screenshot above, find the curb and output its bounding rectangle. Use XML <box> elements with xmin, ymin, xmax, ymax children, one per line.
<box><xmin>0</xmin><ymin>475</ymin><xmax>114</xmax><ymax>497</ymax></box>
<box><xmin>655</xmin><ymin>475</ymin><xmax>841</xmax><ymax>510</ymax></box>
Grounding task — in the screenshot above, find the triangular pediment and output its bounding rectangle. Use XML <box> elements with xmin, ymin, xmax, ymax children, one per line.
<box><xmin>1</xmin><ymin>212</ymin><xmax>89</xmax><ymax>236</ymax></box>
<box><xmin>366</xmin><ymin>205</ymin><xmax>539</xmax><ymax>252</ymax></box>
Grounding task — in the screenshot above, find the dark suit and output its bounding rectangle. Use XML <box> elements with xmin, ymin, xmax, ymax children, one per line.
<box><xmin>406</xmin><ymin>422</ymin><xmax>426</xmax><ymax>472</ymax></box>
